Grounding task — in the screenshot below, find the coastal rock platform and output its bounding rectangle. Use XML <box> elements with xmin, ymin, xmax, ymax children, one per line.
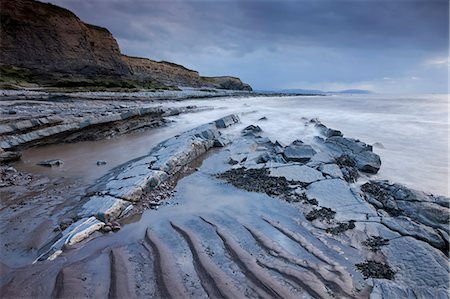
<box><xmin>1</xmin><ymin>117</ymin><xmax>448</xmax><ymax>299</ymax></box>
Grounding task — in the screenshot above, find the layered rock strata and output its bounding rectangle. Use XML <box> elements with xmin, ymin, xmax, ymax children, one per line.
<box><xmin>36</xmin><ymin>114</ymin><xmax>240</xmax><ymax>261</ymax></box>
<box><xmin>1</xmin><ymin>118</ymin><xmax>448</xmax><ymax>299</ymax></box>
<box><xmin>0</xmin><ymin>0</ymin><xmax>252</xmax><ymax>90</ymax></box>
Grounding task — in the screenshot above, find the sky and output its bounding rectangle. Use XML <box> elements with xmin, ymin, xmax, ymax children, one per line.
<box><xmin>49</xmin><ymin>0</ymin><xmax>449</xmax><ymax>93</ymax></box>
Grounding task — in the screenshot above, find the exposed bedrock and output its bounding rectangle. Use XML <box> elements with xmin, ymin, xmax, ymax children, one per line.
<box><xmin>361</xmin><ymin>180</ymin><xmax>449</xmax><ymax>252</ymax></box>
<box><xmin>0</xmin><ymin>105</ymin><xmax>199</xmax><ymax>151</ymax></box>
<box><xmin>309</xmin><ymin>119</ymin><xmax>381</xmax><ymax>174</ymax></box>
<box><xmin>36</xmin><ymin>114</ymin><xmax>240</xmax><ymax>261</ymax></box>
<box><xmin>1</xmin><ymin>120</ymin><xmax>449</xmax><ymax>299</ymax></box>
<box><xmin>214</xmin><ymin>121</ymin><xmax>449</xmax><ymax>298</ymax></box>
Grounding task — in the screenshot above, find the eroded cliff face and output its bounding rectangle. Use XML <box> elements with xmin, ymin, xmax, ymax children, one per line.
<box><xmin>123</xmin><ymin>55</ymin><xmax>204</xmax><ymax>87</ymax></box>
<box><xmin>0</xmin><ymin>0</ymin><xmax>252</xmax><ymax>90</ymax></box>
<box><xmin>0</xmin><ymin>0</ymin><xmax>130</xmax><ymax>78</ymax></box>
<box><xmin>124</xmin><ymin>56</ymin><xmax>252</xmax><ymax>90</ymax></box>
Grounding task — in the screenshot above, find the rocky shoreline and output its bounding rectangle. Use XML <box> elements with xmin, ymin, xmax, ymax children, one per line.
<box><xmin>1</xmin><ymin>108</ymin><xmax>448</xmax><ymax>298</ymax></box>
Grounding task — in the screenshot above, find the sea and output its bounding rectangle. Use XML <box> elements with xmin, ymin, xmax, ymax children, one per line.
<box><xmin>15</xmin><ymin>93</ymin><xmax>449</xmax><ymax>197</ymax></box>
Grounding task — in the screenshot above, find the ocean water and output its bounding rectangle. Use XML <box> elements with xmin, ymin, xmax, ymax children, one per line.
<box><xmin>16</xmin><ymin>93</ymin><xmax>449</xmax><ymax>196</ymax></box>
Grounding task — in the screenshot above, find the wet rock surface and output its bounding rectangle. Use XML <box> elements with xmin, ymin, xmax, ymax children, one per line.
<box><xmin>1</xmin><ymin>118</ymin><xmax>448</xmax><ymax>299</ymax></box>
<box><xmin>37</xmin><ymin>159</ymin><xmax>63</xmax><ymax>167</ymax></box>
<box><xmin>32</xmin><ymin>114</ymin><xmax>240</xmax><ymax>261</ymax></box>
<box><xmin>0</xmin><ymin>148</ymin><xmax>21</xmax><ymax>163</ymax></box>
<box><xmin>0</xmin><ymin>98</ymin><xmax>202</xmax><ymax>151</ymax></box>
<box><xmin>361</xmin><ymin>180</ymin><xmax>449</xmax><ymax>252</ymax></box>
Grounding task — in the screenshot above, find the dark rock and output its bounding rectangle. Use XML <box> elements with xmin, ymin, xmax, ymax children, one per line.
<box><xmin>96</xmin><ymin>160</ymin><xmax>107</xmax><ymax>166</ymax></box>
<box><xmin>356</xmin><ymin>261</ymin><xmax>395</xmax><ymax>280</ymax></box>
<box><xmin>228</xmin><ymin>158</ymin><xmax>239</xmax><ymax>165</ymax></box>
<box><xmin>102</xmin><ymin>225</ymin><xmax>112</xmax><ymax>233</ymax></box>
<box><xmin>325</xmin><ymin>136</ymin><xmax>381</xmax><ymax>174</ymax></box>
<box><xmin>111</xmin><ymin>221</ymin><xmax>121</xmax><ymax>231</ymax></box>
<box><xmin>242</xmin><ymin>125</ymin><xmax>262</xmax><ymax>135</ymax></box>
<box><xmin>37</xmin><ymin>159</ymin><xmax>63</xmax><ymax>167</ymax></box>
<box><xmin>283</xmin><ymin>142</ymin><xmax>316</xmax><ymax>163</ymax></box>
<box><xmin>258</xmin><ymin>116</ymin><xmax>268</xmax><ymax>121</ymax></box>
<box><xmin>0</xmin><ymin>149</ymin><xmax>22</xmax><ymax>163</ymax></box>
<box><xmin>214</xmin><ymin>114</ymin><xmax>240</xmax><ymax>128</ymax></box>
<box><xmin>315</xmin><ymin>123</ymin><xmax>343</xmax><ymax>137</ymax></box>
<box><xmin>213</xmin><ymin>137</ymin><xmax>229</xmax><ymax>147</ymax></box>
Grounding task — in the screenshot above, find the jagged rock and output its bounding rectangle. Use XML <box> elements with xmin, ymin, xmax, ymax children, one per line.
<box><xmin>314</xmin><ymin>122</ymin><xmax>343</xmax><ymax>137</ymax></box>
<box><xmin>0</xmin><ymin>149</ymin><xmax>21</xmax><ymax>163</ymax></box>
<box><xmin>36</xmin><ymin>217</ymin><xmax>104</xmax><ymax>262</ymax></box>
<box><xmin>325</xmin><ymin>136</ymin><xmax>381</xmax><ymax>173</ymax></box>
<box><xmin>37</xmin><ymin>159</ymin><xmax>63</xmax><ymax>167</ymax></box>
<box><xmin>214</xmin><ymin>114</ymin><xmax>240</xmax><ymax>128</ymax></box>
<box><xmin>283</xmin><ymin>141</ymin><xmax>316</xmax><ymax>163</ymax></box>
<box><xmin>106</xmin><ymin>170</ymin><xmax>169</xmax><ymax>201</ymax></box>
<box><xmin>242</xmin><ymin>125</ymin><xmax>262</xmax><ymax>136</ymax></box>
<box><xmin>79</xmin><ymin>195</ymin><xmax>132</xmax><ymax>222</ymax></box>
<box><xmin>213</xmin><ymin>137</ymin><xmax>230</xmax><ymax>147</ymax></box>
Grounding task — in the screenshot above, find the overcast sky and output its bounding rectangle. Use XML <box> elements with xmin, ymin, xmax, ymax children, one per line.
<box><xmin>50</xmin><ymin>0</ymin><xmax>449</xmax><ymax>93</ymax></box>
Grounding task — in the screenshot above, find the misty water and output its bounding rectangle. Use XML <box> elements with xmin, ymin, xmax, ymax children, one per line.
<box><xmin>15</xmin><ymin>93</ymin><xmax>449</xmax><ymax>196</ymax></box>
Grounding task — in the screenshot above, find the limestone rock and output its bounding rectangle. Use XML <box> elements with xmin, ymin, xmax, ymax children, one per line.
<box><xmin>307</xmin><ymin>179</ymin><xmax>376</xmax><ymax>221</ymax></box>
<box><xmin>325</xmin><ymin>136</ymin><xmax>381</xmax><ymax>173</ymax></box>
<box><xmin>36</xmin><ymin>217</ymin><xmax>104</xmax><ymax>262</ymax></box>
<box><xmin>79</xmin><ymin>195</ymin><xmax>132</xmax><ymax>222</ymax></box>
<box><xmin>214</xmin><ymin>114</ymin><xmax>240</xmax><ymax>128</ymax></box>
<box><xmin>283</xmin><ymin>141</ymin><xmax>316</xmax><ymax>163</ymax></box>
<box><xmin>269</xmin><ymin>165</ymin><xmax>324</xmax><ymax>183</ymax></box>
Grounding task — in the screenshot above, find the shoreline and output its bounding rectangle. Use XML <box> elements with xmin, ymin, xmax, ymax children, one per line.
<box><xmin>0</xmin><ymin>87</ymin><xmax>323</xmax><ymax>103</ymax></box>
<box><xmin>1</xmin><ymin>114</ymin><xmax>448</xmax><ymax>298</ymax></box>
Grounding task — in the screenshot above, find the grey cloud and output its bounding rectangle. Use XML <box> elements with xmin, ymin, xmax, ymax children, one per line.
<box><xmin>48</xmin><ymin>0</ymin><xmax>448</xmax><ymax>92</ymax></box>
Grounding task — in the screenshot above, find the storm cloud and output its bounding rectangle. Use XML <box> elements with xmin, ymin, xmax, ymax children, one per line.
<box><xmin>49</xmin><ymin>0</ymin><xmax>449</xmax><ymax>93</ymax></box>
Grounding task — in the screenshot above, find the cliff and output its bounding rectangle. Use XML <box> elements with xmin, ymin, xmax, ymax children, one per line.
<box><xmin>0</xmin><ymin>0</ymin><xmax>130</xmax><ymax>78</ymax></box>
<box><xmin>0</xmin><ymin>0</ymin><xmax>252</xmax><ymax>91</ymax></box>
<box><xmin>123</xmin><ymin>56</ymin><xmax>252</xmax><ymax>90</ymax></box>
